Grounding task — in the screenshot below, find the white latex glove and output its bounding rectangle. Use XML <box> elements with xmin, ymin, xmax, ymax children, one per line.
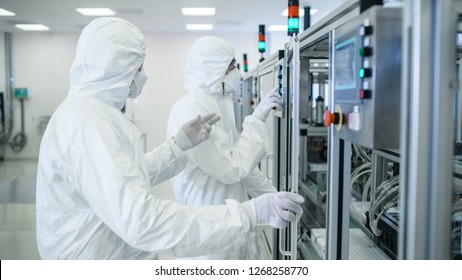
<box><xmin>252</xmin><ymin>87</ymin><xmax>282</xmax><ymax>122</ymax></box>
<box><xmin>174</xmin><ymin>113</ymin><xmax>221</xmax><ymax>151</ymax></box>
<box><xmin>241</xmin><ymin>192</ymin><xmax>304</xmax><ymax>230</ymax></box>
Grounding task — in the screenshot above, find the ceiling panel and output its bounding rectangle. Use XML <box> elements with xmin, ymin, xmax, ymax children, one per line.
<box><xmin>0</xmin><ymin>0</ymin><xmax>349</xmax><ymax>33</ymax></box>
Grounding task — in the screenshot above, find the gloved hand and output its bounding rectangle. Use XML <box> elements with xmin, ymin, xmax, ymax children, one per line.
<box><xmin>174</xmin><ymin>113</ymin><xmax>221</xmax><ymax>151</ymax></box>
<box><xmin>252</xmin><ymin>87</ymin><xmax>282</xmax><ymax>122</ymax></box>
<box><xmin>241</xmin><ymin>192</ymin><xmax>304</xmax><ymax>230</ymax></box>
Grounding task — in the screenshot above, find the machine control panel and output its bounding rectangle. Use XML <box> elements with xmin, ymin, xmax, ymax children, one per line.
<box><xmin>327</xmin><ymin>6</ymin><xmax>402</xmax><ymax>149</ymax></box>
<box><xmin>277</xmin><ymin>64</ymin><xmax>284</xmax><ymax>94</ymax></box>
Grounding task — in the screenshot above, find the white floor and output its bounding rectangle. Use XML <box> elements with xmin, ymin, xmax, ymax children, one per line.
<box><xmin>0</xmin><ymin>203</ymin><xmax>39</xmax><ymax>259</ymax></box>
<box><xmin>0</xmin><ymin>159</ymin><xmax>40</xmax><ymax>259</ymax></box>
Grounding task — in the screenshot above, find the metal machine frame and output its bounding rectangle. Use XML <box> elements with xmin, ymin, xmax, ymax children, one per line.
<box><xmin>399</xmin><ymin>0</ymin><xmax>458</xmax><ymax>259</ymax></box>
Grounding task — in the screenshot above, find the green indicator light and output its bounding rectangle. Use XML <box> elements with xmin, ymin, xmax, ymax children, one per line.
<box><xmin>288</xmin><ymin>18</ymin><xmax>299</xmax><ymax>32</ymax></box>
<box><xmin>359</xmin><ymin>48</ymin><xmax>364</xmax><ymax>56</ymax></box>
<box><xmin>258</xmin><ymin>41</ymin><xmax>266</xmax><ymax>52</ymax></box>
<box><xmin>244</xmin><ymin>65</ymin><xmax>248</xmax><ymax>72</ymax></box>
<box><xmin>359</xmin><ymin>68</ymin><xmax>365</xmax><ymax>78</ymax></box>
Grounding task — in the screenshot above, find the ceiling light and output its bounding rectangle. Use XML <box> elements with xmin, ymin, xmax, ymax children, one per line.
<box><xmin>182</xmin><ymin>7</ymin><xmax>215</xmax><ymax>16</ymax></box>
<box><xmin>0</xmin><ymin>8</ymin><xmax>15</xmax><ymax>16</ymax></box>
<box><xmin>76</xmin><ymin>8</ymin><xmax>116</xmax><ymax>16</ymax></box>
<box><xmin>185</xmin><ymin>24</ymin><xmax>214</xmax><ymax>31</ymax></box>
<box><xmin>15</xmin><ymin>24</ymin><xmax>50</xmax><ymax>31</ymax></box>
<box><xmin>268</xmin><ymin>25</ymin><xmax>288</xmax><ymax>32</ymax></box>
<box><xmin>281</xmin><ymin>8</ymin><xmax>318</xmax><ymax>17</ymax></box>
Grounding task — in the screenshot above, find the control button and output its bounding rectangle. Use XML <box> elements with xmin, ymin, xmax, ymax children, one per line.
<box><xmin>324</xmin><ymin>110</ymin><xmax>341</xmax><ymax>127</ymax></box>
<box><xmin>360</xmin><ymin>89</ymin><xmax>371</xmax><ymax>99</ymax></box>
<box><xmin>363</xmin><ymin>37</ymin><xmax>371</xmax><ymax>47</ymax></box>
<box><xmin>348</xmin><ymin>106</ymin><xmax>361</xmax><ymax>131</ymax></box>
<box><xmin>359</xmin><ymin>47</ymin><xmax>373</xmax><ymax>57</ymax></box>
<box><xmin>363</xmin><ymin>59</ymin><xmax>370</xmax><ymax>68</ymax></box>
<box><xmin>363</xmin><ymin>81</ymin><xmax>370</xmax><ymax>90</ymax></box>
<box><xmin>359</xmin><ymin>68</ymin><xmax>372</xmax><ymax>78</ymax></box>
<box><xmin>360</xmin><ymin>25</ymin><xmax>373</xmax><ymax>36</ymax></box>
<box><xmin>364</xmin><ymin>18</ymin><xmax>371</xmax><ymax>26</ymax></box>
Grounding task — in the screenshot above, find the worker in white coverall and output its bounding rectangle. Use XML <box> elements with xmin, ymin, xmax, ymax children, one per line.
<box><xmin>167</xmin><ymin>36</ymin><xmax>284</xmax><ymax>259</ymax></box>
<box><xmin>35</xmin><ymin>17</ymin><xmax>304</xmax><ymax>259</ymax></box>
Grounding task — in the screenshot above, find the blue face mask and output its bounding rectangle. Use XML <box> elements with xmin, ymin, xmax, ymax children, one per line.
<box><xmin>128</xmin><ymin>68</ymin><xmax>148</xmax><ymax>99</ymax></box>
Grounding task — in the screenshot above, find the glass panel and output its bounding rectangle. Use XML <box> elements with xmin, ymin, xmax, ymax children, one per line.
<box><xmin>451</xmin><ymin>16</ymin><xmax>462</xmax><ymax>260</ymax></box>
<box><xmin>297</xmin><ymin>42</ymin><xmax>329</xmax><ymax>260</ymax></box>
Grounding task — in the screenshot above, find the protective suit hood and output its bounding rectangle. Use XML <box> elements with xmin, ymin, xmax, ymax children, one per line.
<box><xmin>69</xmin><ymin>17</ymin><xmax>146</xmax><ymax>110</ymax></box>
<box><xmin>185</xmin><ymin>36</ymin><xmax>235</xmax><ymax>95</ymax></box>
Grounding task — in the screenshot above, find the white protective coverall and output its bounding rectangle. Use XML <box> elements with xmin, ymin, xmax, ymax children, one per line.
<box><xmin>167</xmin><ymin>36</ymin><xmax>277</xmax><ymax>259</ymax></box>
<box><xmin>35</xmin><ymin>18</ymin><xmax>254</xmax><ymax>259</ymax></box>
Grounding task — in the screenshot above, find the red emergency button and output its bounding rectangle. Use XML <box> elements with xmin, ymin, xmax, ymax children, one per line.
<box><xmin>324</xmin><ymin>110</ymin><xmax>340</xmax><ymax>127</ymax></box>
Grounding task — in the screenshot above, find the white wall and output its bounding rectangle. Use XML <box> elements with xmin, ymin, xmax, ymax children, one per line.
<box><xmin>2</xmin><ymin>33</ymin><xmax>79</xmax><ymax>160</ymax></box>
<box><xmin>0</xmin><ymin>30</ymin><xmax>289</xmax><ymax>199</ymax></box>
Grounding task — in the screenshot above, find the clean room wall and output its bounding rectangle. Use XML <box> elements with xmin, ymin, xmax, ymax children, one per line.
<box><xmin>0</xmin><ymin>30</ymin><xmax>288</xmax><ymax>199</ymax></box>
<box><xmin>2</xmin><ymin>33</ymin><xmax>79</xmax><ymax>160</ymax></box>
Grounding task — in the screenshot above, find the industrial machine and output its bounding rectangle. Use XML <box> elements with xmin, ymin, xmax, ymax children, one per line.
<box><xmin>239</xmin><ymin>0</ymin><xmax>461</xmax><ymax>260</ymax></box>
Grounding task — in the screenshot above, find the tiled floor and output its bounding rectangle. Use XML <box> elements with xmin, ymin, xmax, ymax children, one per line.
<box><xmin>0</xmin><ymin>159</ymin><xmax>40</xmax><ymax>259</ymax></box>
<box><xmin>0</xmin><ymin>204</ymin><xmax>39</xmax><ymax>259</ymax></box>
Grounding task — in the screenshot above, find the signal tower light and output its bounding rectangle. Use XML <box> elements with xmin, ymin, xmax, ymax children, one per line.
<box><xmin>243</xmin><ymin>54</ymin><xmax>248</xmax><ymax>72</ymax></box>
<box><xmin>258</xmin><ymin>25</ymin><xmax>266</xmax><ymax>53</ymax></box>
<box><xmin>258</xmin><ymin>25</ymin><xmax>266</xmax><ymax>62</ymax></box>
<box><xmin>288</xmin><ymin>0</ymin><xmax>300</xmax><ymax>36</ymax></box>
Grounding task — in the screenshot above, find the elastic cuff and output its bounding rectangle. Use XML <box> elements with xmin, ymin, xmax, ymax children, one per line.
<box><xmin>166</xmin><ymin>138</ymin><xmax>186</xmax><ymax>157</ymax></box>
<box><xmin>250</xmin><ymin>113</ymin><xmax>265</xmax><ymax>122</ymax></box>
<box><xmin>173</xmin><ymin>129</ymin><xmax>193</xmax><ymax>151</ymax></box>
<box><xmin>239</xmin><ymin>200</ymin><xmax>257</xmax><ymax>232</ymax></box>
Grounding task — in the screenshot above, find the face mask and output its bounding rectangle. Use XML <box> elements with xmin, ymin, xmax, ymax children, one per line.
<box><xmin>222</xmin><ymin>68</ymin><xmax>241</xmax><ymax>94</ymax></box>
<box><xmin>128</xmin><ymin>68</ymin><xmax>148</xmax><ymax>99</ymax></box>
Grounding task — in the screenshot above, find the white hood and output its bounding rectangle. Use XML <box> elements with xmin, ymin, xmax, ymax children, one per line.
<box><xmin>68</xmin><ymin>17</ymin><xmax>146</xmax><ymax>110</ymax></box>
<box><xmin>185</xmin><ymin>36</ymin><xmax>235</xmax><ymax>95</ymax></box>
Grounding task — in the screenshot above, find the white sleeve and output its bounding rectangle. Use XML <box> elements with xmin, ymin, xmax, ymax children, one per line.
<box><xmin>243</xmin><ymin>167</ymin><xmax>277</xmax><ymax>198</ymax></box>
<box><xmin>144</xmin><ymin>138</ymin><xmax>187</xmax><ymax>186</ymax></box>
<box><xmin>167</xmin><ymin>99</ymin><xmax>271</xmax><ymax>185</ymax></box>
<box><xmin>188</xmin><ymin>115</ymin><xmax>270</xmax><ymax>184</ymax></box>
<box><xmin>75</xmin><ymin>119</ymin><xmax>252</xmax><ymax>257</ymax></box>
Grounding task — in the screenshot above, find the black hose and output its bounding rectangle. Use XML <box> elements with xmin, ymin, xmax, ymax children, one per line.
<box><xmin>9</xmin><ymin>98</ymin><xmax>27</xmax><ymax>152</ymax></box>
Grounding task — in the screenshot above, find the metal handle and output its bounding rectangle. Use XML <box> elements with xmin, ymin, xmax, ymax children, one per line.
<box><xmin>290</xmin><ymin>33</ymin><xmax>301</xmax><ymax>260</ymax></box>
<box><xmin>278</xmin><ymin>228</ymin><xmax>291</xmax><ymax>257</ymax></box>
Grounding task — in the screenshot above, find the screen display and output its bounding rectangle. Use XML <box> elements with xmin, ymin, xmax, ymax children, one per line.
<box><xmin>334</xmin><ymin>37</ymin><xmax>357</xmax><ymax>90</ymax></box>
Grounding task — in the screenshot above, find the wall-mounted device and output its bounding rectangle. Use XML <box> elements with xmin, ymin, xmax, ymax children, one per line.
<box><xmin>14</xmin><ymin>88</ymin><xmax>29</xmax><ymax>99</ymax></box>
